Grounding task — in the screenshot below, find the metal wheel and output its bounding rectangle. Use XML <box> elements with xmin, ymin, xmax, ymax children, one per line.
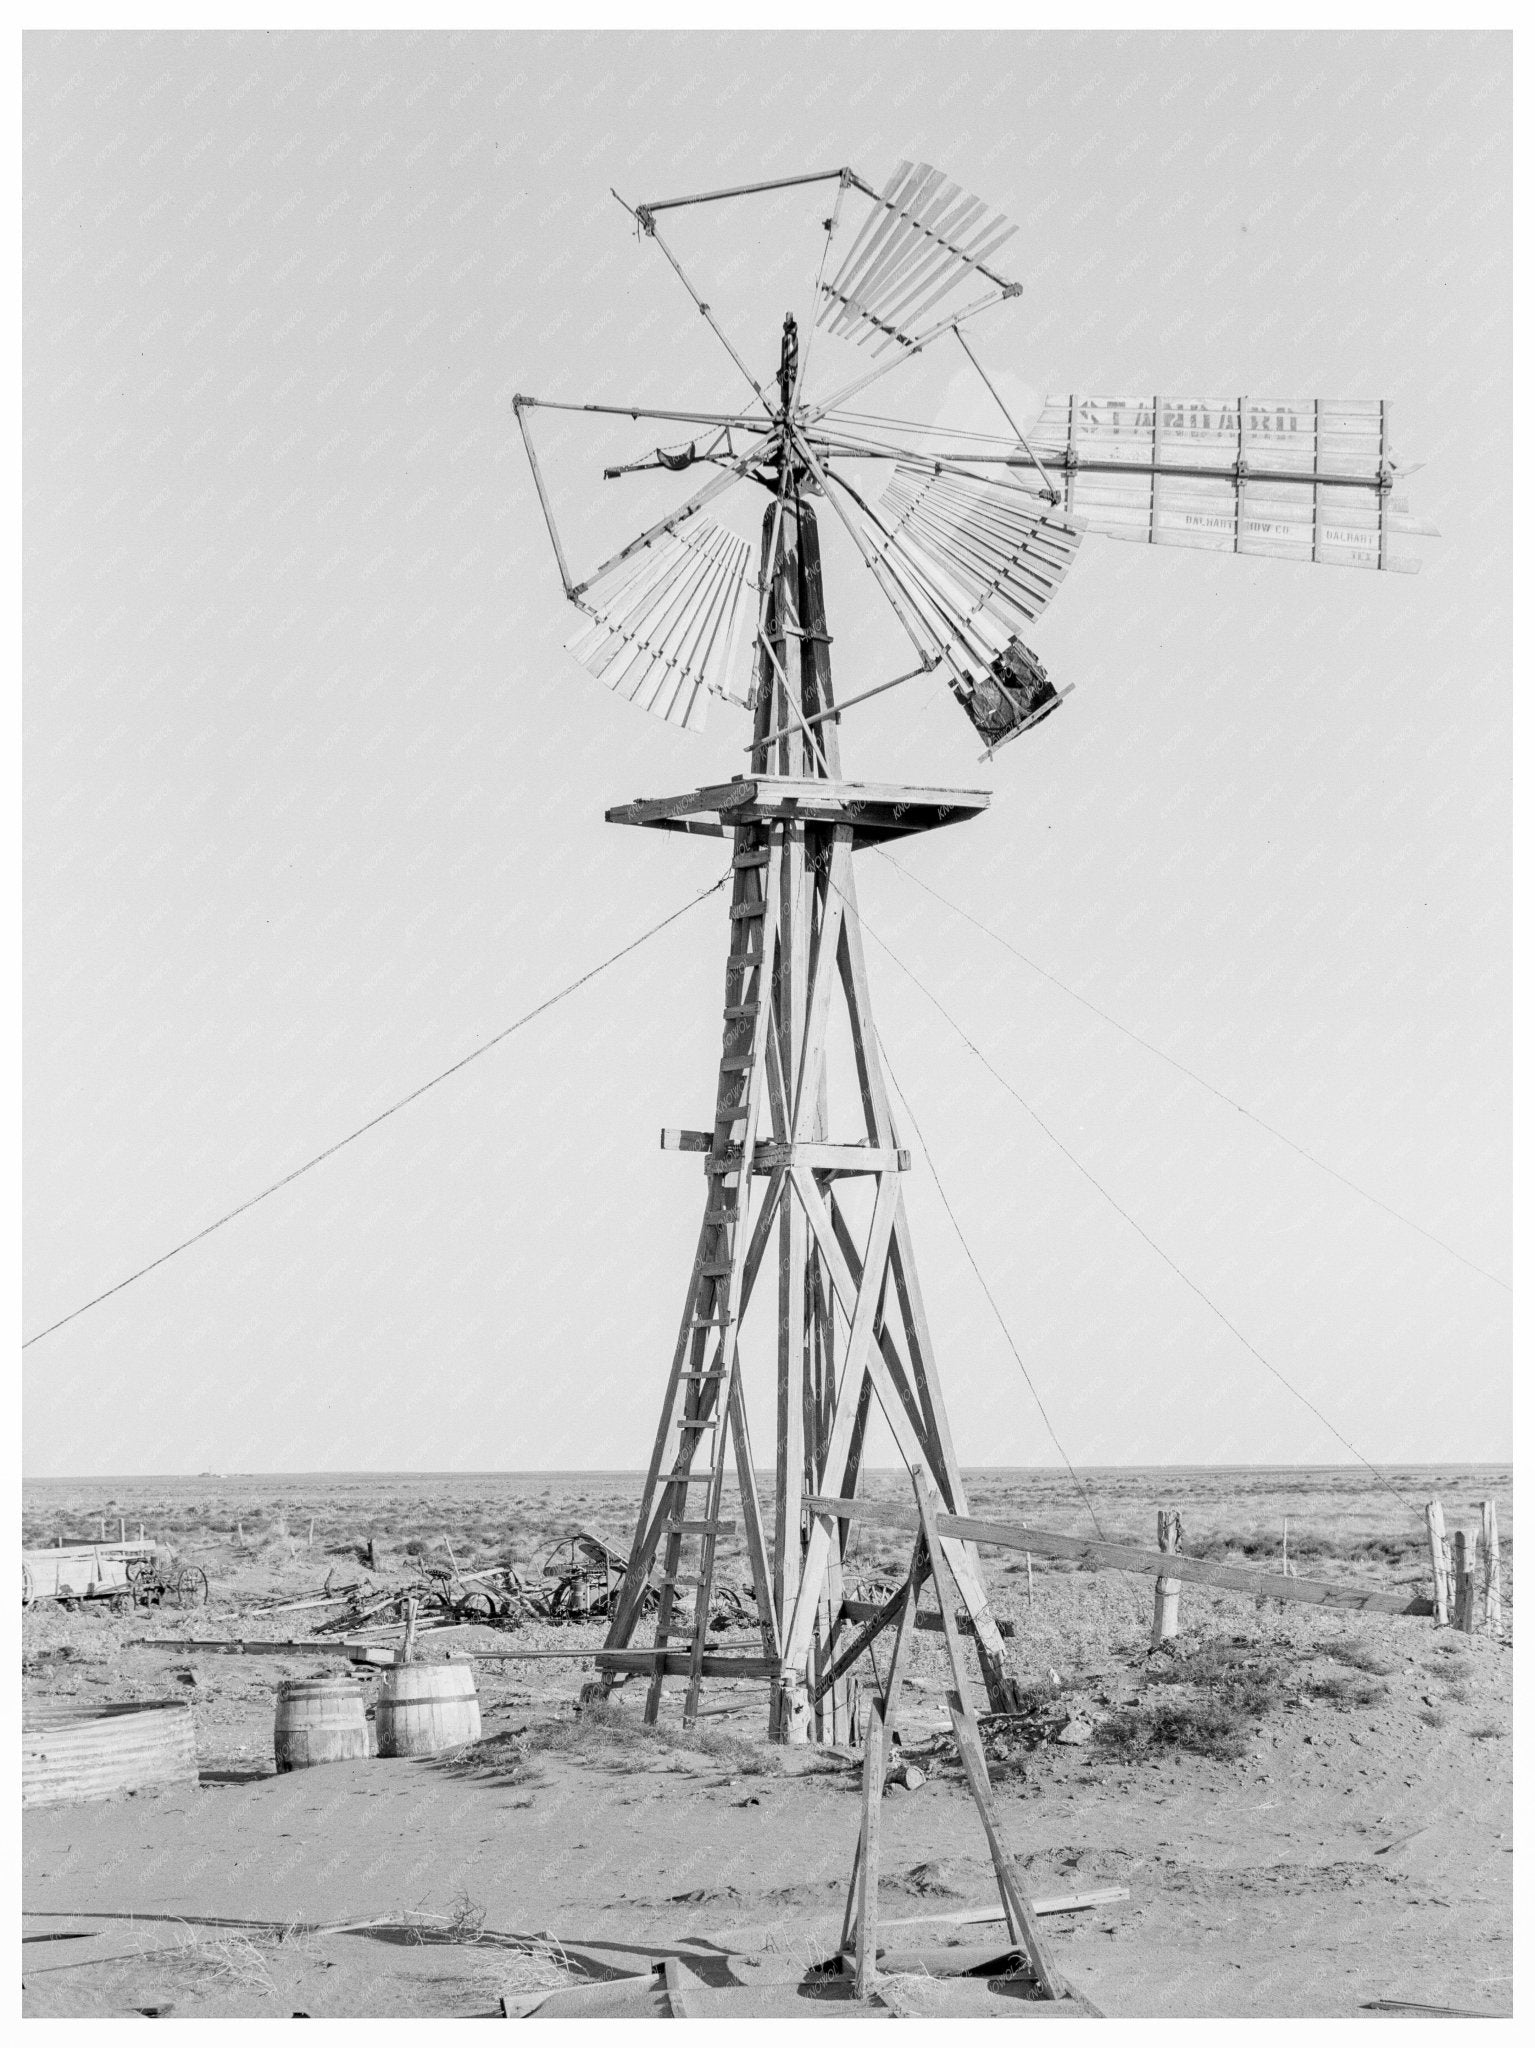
<box><xmin>127</xmin><ymin>1556</ymin><xmax>154</xmax><ymax>1585</ymax></box>
<box><xmin>22</xmin><ymin>1564</ymin><xmax>35</xmax><ymax>1610</ymax></box>
<box><xmin>110</xmin><ymin>1588</ymin><xmax>134</xmax><ymax>1616</ymax></box>
<box><xmin>174</xmin><ymin>1566</ymin><xmax>209</xmax><ymax>1608</ymax></box>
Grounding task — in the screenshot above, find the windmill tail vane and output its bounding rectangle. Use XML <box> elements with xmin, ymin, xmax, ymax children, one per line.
<box><xmin>508</xmin><ymin>159</ymin><xmax>1435</xmax><ymax>1762</ymax></box>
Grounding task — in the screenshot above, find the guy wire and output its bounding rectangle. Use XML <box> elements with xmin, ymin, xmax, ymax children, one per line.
<box><xmin>24</xmin><ymin>868</ymin><xmax>732</xmax><ymax>1350</ymax></box>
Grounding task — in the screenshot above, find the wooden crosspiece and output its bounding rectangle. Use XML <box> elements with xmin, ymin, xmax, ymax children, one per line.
<box><xmin>597</xmin><ymin>496</ymin><xmax>1022</xmax><ymax>1738</ymax></box>
<box><xmin>833</xmin><ymin>1463</ymin><xmax>1084</xmax><ymax>2007</ymax></box>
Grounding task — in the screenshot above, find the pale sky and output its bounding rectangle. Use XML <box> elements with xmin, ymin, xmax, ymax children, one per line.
<box><xmin>24</xmin><ymin>29</ymin><xmax>1510</xmax><ymax>1476</ymax></box>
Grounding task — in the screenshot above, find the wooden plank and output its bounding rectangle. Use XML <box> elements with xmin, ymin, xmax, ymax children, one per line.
<box><xmin>811</xmin><ymin>1585</ymin><xmax>907</xmax><ymax>1705</ymax></box>
<box><xmin>700</xmin><ymin>1135</ymin><xmax>914</xmax><ymax>1173</ymax></box>
<box><xmin>1481</xmin><ymin>1499</ymin><xmax>1502</xmax><ymax>1631</ymax></box>
<box><xmin>776</xmin><ymin>820</ymin><xmax>808</xmax><ymax>1657</ymax></box>
<box><xmin>660</xmin><ymin>1957</ymin><xmax>692</xmax><ymax>2018</ymax></box>
<box><xmin>854</xmin><ymin>1693</ymin><xmax>886</xmax><ymax>2000</ymax></box>
<box><xmin>907</xmin><ymin>1463</ymin><xmax>1067</xmax><ymax>2003</ymax></box>
<box><xmin>779</xmin><ymin>1172</ymin><xmax>902</xmax><ymax>1680</ymax></box>
<box><xmin>1426</xmin><ymin>1497</ymin><xmax>1450</xmax><ymax>1624</ymax></box>
<box><xmin>841</xmin><ymin>1598</ymin><xmax>1013</xmax><ymax>1639</ymax></box>
<box><xmin>945</xmin><ymin>1688</ymin><xmax>1068</xmax><ymax>2000</ymax></box>
<box><xmin>876</xmin><ymin>1887</ymin><xmax>1130</xmax><ymax>1932</ymax></box>
<box><xmin>608</xmin><ymin>776</ymin><xmax>991</xmax><ymax>840</ymax></box>
<box><xmin>807</xmin><ymin>1495</ymin><xmax>1437</xmax><ymax>1617</ymax></box>
<box><xmin>595</xmin><ymin>1649</ymin><xmax>777</xmax><ymax>1678</ymax></box>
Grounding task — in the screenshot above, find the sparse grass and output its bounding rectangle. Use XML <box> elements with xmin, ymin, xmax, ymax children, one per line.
<box><xmin>1148</xmin><ymin>1639</ymin><xmax>1284</xmax><ymax>1717</ymax></box>
<box><xmin>1467</xmin><ymin>1720</ymin><xmax>1505</xmax><ymax>1741</ymax></box>
<box><xmin>463</xmin><ymin>1697</ymin><xmax>780</xmax><ymax>1779</ymax></box>
<box><xmin>1325</xmin><ymin>1639</ymin><xmax>1397</xmax><ymax>1676</ymax></box>
<box><xmin>499</xmin><ymin>1934</ymin><xmax>574</xmax><ymax>1995</ymax></box>
<box><xmin>1419</xmin><ymin>1707</ymin><xmax>1449</xmax><ymax>1728</ymax></box>
<box><xmin>165</xmin><ymin>1927</ymin><xmax>276</xmax><ymax>1993</ymax></box>
<box><xmin>1309</xmin><ymin>1672</ymin><xmax>1389</xmax><ymax>1710</ymax></box>
<box><xmin>1096</xmin><ymin>1698</ymin><xmax>1248</xmax><ymax>1762</ymax></box>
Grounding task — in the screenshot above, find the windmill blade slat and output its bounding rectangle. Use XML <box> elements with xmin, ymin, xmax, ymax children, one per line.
<box><xmin>820</xmin><ymin>161</ymin><xmax>1020</xmax><ymax>349</ymax></box>
<box><xmin>867</xmin><ymin>463</ymin><xmax>1082</xmax><ymax>673</ymax></box>
<box><xmin>892</xmin><ymin>502</ymin><xmax>1074</xmax><ymax>627</ymax></box>
<box><xmin>564</xmin><ymin>517</ymin><xmax>753</xmax><ymax>729</ymax></box>
<box><xmin>870</xmin><ymin>219</ymin><xmax>1021</xmax><ymax>358</ymax></box>
<box><xmin>823</xmin><ymin>165</ymin><xmax>942</xmax><ymax>337</ymax></box>
<box><xmin>851</xmin><ymin>187</ymin><xmax>980</xmax><ymax>325</ymax></box>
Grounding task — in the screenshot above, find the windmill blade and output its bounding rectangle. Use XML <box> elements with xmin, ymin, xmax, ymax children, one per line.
<box><xmin>868</xmin><ymin>463</ymin><xmax>1081</xmax><ymax>655</ymax></box>
<box><xmin>565</xmin><ymin>517</ymin><xmax>753</xmax><ymax>731</ymax></box>
<box><xmin>819</xmin><ymin>161</ymin><xmax>1020</xmax><ymax>353</ymax></box>
<box><xmin>853</xmin><ymin>462</ymin><xmax>1082</xmax><ymax>751</ymax></box>
<box><xmin>1027</xmin><ymin>397</ymin><xmax>1436</xmax><ymax>573</ymax></box>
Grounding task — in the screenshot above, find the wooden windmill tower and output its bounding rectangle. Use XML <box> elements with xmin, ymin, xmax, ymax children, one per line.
<box><xmin>515</xmin><ymin>161</ymin><xmax>1433</xmax><ymax>1746</ymax></box>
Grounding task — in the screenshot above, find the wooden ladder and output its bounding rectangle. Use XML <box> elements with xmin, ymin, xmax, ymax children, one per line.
<box><xmin>644</xmin><ymin>829</ymin><xmax>778</xmax><ymax>1726</ymax></box>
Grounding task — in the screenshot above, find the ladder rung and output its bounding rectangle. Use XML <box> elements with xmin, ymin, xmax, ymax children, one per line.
<box><xmin>667</xmin><ymin>1520</ymin><xmax>737</xmax><ymax>1535</ymax></box>
<box><xmin>657</xmin><ymin>1575</ymin><xmax>703</xmax><ymax>1590</ymax></box>
<box><xmin>698</xmin><ymin>1261</ymin><xmax>733</xmax><ymax>1278</ymax></box>
<box><xmin>719</xmin><ymin>1056</ymin><xmax>753</xmax><ymax>1072</ymax></box>
<box><xmin>729</xmin><ymin>902</ymin><xmax>766</xmax><ymax>920</ymax></box>
<box><xmin>726</xmin><ymin>951</ymin><xmax>765</xmax><ymax>969</ymax></box>
<box><xmin>678</xmin><ymin>1417</ymin><xmax>718</xmax><ymax>1431</ymax></box>
<box><xmin>733</xmin><ymin>851</ymin><xmax>769</xmax><ymax>868</ymax></box>
<box><xmin>714</xmin><ymin>1105</ymin><xmax>745</xmax><ymax>1122</ymax></box>
<box><xmin>689</xmin><ymin>1316</ymin><xmax>733</xmax><ymax>1329</ymax></box>
<box><xmin>723</xmin><ymin>1004</ymin><xmax>760</xmax><ymax>1018</ymax></box>
<box><xmin>663</xmin><ymin>1472</ymin><xmax>715</xmax><ymax>1484</ymax></box>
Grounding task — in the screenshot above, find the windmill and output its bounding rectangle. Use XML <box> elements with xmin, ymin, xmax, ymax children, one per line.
<box><xmin>513</xmin><ymin>160</ymin><xmax>1434</xmax><ymax>1748</ymax></box>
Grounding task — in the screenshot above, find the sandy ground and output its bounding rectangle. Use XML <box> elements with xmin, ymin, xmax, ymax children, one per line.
<box><xmin>21</xmin><ymin>1469</ymin><xmax>1513</xmax><ymax>2018</ymax></box>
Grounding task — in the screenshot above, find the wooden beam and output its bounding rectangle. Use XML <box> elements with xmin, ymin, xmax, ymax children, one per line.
<box><xmin>907</xmin><ymin>1463</ymin><xmax>1067</xmax><ymax>2002</ymax></box>
<box><xmin>841</xmin><ymin>1598</ymin><xmax>1014</xmax><ymax>1639</ymax></box>
<box><xmin>854</xmin><ymin>1693</ymin><xmax>886</xmax><ymax>2000</ymax></box>
<box><xmin>876</xmin><ymin>1887</ymin><xmax>1130</xmax><ymax>1932</ymax></box>
<box><xmin>806</xmin><ymin>1495</ymin><xmax>1437</xmax><ymax>1616</ymax></box>
<box><xmin>595</xmin><ymin>1649</ymin><xmax>777</xmax><ymax>1679</ymax></box>
<box><xmin>811</xmin><ymin>1583</ymin><xmax>907</xmax><ymax>1706</ymax></box>
<box><xmin>662</xmin><ymin>1129</ymin><xmax>910</xmax><ymax>1172</ymax></box>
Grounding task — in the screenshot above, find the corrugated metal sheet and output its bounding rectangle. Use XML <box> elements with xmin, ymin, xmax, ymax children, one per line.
<box><xmin>819</xmin><ymin>161</ymin><xmax>1018</xmax><ymax>352</ymax></box>
<box><xmin>566</xmin><ymin>517</ymin><xmax>753</xmax><ymax>730</ymax></box>
<box><xmin>23</xmin><ymin>1700</ymin><xmax>197</xmax><ymax>1808</ymax></box>
<box><xmin>1026</xmin><ymin>396</ymin><xmax>1435</xmax><ymax>572</ymax></box>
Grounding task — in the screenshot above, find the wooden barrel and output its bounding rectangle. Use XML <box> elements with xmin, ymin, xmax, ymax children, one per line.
<box><xmin>24</xmin><ymin>1699</ymin><xmax>197</xmax><ymax>1808</ymax></box>
<box><xmin>375</xmin><ymin>1662</ymin><xmax>482</xmax><ymax>1757</ymax></box>
<box><xmin>273</xmin><ymin>1673</ymin><xmax>370</xmax><ymax>1771</ymax></box>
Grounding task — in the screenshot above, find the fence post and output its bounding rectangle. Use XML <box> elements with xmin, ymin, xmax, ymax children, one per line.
<box><xmin>1152</xmin><ymin>1508</ymin><xmax>1182</xmax><ymax>1646</ymax></box>
<box><xmin>1480</xmin><ymin>1501</ymin><xmax>1502</xmax><ymax>1633</ymax></box>
<box><xmin>1426</xmin><ymin>1498</ymin><xmax>1449</xmax><ymax>1624</ymax></box>
<box><xmin>1453</xmin><ymin>1529</ymin><xmax>1478</xmax><ymax>1635</ymax></box>
<box><xmin>1026</xmin><ymin>1552</ymin><xmax>1034</xmax><ymax>1608</ymax></box>
<box><xmin>307</xmin><ymin>1517</ymin><xmax>315</xmax><ymax>1550</ymax></box>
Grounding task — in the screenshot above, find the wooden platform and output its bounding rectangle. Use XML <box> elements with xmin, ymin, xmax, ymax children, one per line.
<box><xmin>606</xmin><ymin>775</ymin><xmax>990</xmax><ymax>846</ymax></box>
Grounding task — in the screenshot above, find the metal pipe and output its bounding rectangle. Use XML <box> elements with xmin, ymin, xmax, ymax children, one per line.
<box><xmin>639</xmin><ymin>167</ymin><xmax>852</xmax><ymax>216</ymax></box>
